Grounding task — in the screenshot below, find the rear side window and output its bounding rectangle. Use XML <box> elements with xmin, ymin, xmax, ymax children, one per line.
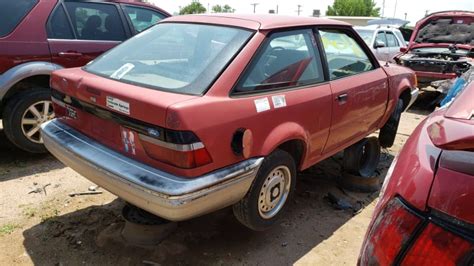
<box><xmin>234</xmin><ymin>29</ymin><xmax>324</xmax><ymax>94</ymax></box>
<box><xmin>48</xmin><ymin>5</ymin><xmax>75</xmax><ymax>39</ymax></box>
<box><xmin>123</xmin><ymin>5</ymin><xmax>166</xmax><ymax>33</ymax></box>
<box><xmin>320</xmin><ymin>29</ymin><xmax>375</xmax><ymax>80</ymax></box>
<box><xmin>386</xmin><ymin>31</ymin><xmax>399</xmax><ymax>47</ymax></box>
<box><xmin>64</xmin><ymin>2</ymin><xmax>126</xmax><ymax>41</ymax></box>
<box><xmin>0</xmin><ymin>0</ymin><xmax>38</xmax><ymax>37</ymax></box>
<box><xmin>375</xmin><ymin>31</ymin><xmax>387</xmax><ymax>46</ymax></box>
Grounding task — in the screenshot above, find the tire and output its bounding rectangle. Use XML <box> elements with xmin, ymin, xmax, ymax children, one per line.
<box><xmin>233</xmin><ymin>149</ymin><xmax>296</xmax><ymax>231</ymax></box>
<box><xmin>338</xmin><ymin>172</ymin><xmax>381</xmax><ymax>193</ymax></box>
<box><xmin>2</xmin><ymin>88</ymin><xmax>53</xmax><ymax>153</ymax></box>
<box><xmin>379</xmin><ymin>99</ymin><xmax>404</xmax><ymax>148</ymax></box>
<box><xmin>343</xmin><ymin>137</ymin><xmax>381</xmax><ymax>178</ymax></box>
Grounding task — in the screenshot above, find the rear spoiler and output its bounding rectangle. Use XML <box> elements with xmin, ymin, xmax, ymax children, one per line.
<box><xmin>427</xmin><ymin>118</ymin><xmax>474</xmax><ymax>151</ymax></box>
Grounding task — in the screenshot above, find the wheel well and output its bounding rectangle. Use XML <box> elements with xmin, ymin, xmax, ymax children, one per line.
<box><xmin>399</xmin><ymin>88</ymin><xmax>411</xmax><ymax>111</ymax></box>
<box><xmin>277</xmin><ymin>139</ymin><xmax>305</xmax><ymax>169</ymax></box>
<box><xmin>1</xmin><ymin>75</ymin><xmax>50</xmax><ymax>117</ymax></box>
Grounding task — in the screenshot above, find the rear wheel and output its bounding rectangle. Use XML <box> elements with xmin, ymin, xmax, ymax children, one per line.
<box><xmin>233</xmin><ymin>149</ymin><xmax>296</xmax><ymax>231</ymax></box>
<box><xmin>2</xmin><ymin>88</ymin><xmax>53</xmax><ymax>153</ymax></box>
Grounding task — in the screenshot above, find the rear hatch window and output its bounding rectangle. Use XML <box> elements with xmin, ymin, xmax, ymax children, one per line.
<box><xmin>0</xmin><ymin>0</ymin><xmax>38</xmax><ymax>37</ymax></box>
<box><xmin>84</xmin><ymin>22</ymin><xmax>253</xmax><ymax>95</ymax></box>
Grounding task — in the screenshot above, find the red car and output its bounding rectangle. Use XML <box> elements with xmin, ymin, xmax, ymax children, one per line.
<box><xmin>0</xmin><ymin>0</ymin><xmax>169</xmax><ymax>153</ymax></box>
<box><xmin>359</xmin><ymin>82</ymin><xmax>474</xmax><ymax>264</ymax></box>
<box><xmin>395</xmin><ymin>11</ymin><xmax>474</xmax><ymax>92</ymax></box>
<box><xmin>42</xmin><ymin>14</ymin><xmax>418</xmax><ymax>230</ymax></box>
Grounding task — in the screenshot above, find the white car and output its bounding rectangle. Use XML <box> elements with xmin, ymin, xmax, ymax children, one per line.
<box><xmin>355</xmin><ymin>25</ymin><xmax>407</xmax><ymax>61</ymax></box>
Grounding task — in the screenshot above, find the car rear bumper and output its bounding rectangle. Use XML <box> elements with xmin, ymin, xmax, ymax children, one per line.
<box><xmin>41</xmin><ymin>119</ymin><xmax>264</xmax><ymax>221</ymax></box>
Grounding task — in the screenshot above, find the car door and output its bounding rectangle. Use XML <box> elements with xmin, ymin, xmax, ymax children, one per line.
<box><xmin>318</xmin><ymin>28</ymin><xmax>388</xmax><ymax>154</ymax></box>
<box><xmin>47</xmin><ymin>1</ymin><xmax>130</xmax><ymax>68</ymax></box>
<box><xmin>373</xmin><ymin>30</ymin><xmax>391</xmax><ymax>61</ymax></box>
<box><xmin>232</xmin><ymin>29</ymin><xmax>333</xmax><ymax>166</ymax></box>
<box><xmin>385</xmin><ymin>31</ymin><xmax>401</xmax><ymax>59</ymax></box>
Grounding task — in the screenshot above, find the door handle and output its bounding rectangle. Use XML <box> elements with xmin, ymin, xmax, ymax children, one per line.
<box><xmin>58</xmin><ymin>52</ymin><xmax>83</xmax><ymax>58</ymax></box>
<box><xmin>337</xmin><ymin>93</ymin><xmax>348</xmax><ymax>102</ymax></box>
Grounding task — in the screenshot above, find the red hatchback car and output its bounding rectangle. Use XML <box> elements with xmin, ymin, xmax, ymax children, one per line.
<box><xmin>359</xmin><ymin>82</ymin><xmax>474</xmax><ymax>264</ymax></box>
<box><xmin>42</xmin><ymin>14</ymin><xmax>418</xmax><ymax>230</ymax></box>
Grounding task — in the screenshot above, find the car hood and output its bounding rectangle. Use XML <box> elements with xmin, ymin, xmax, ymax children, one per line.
<box><xmin>408</xmin><ymin>11</ymin><xmax>474</xmax><ymax>50</ymax></box>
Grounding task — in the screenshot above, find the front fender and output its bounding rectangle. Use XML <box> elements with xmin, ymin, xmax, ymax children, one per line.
<box><xmin>378</xmin><ymin>65</ymin><xmax>416</xmax><ymax>128</ymax></box>
<box><xmin>258</xmin><ymin>122</ymin><xmax>309</xmax><ymax>168</ymax></box>
<box><xmin>0</xmin><ymin>61</ymin><xmax>63</xmax><ymax>100</ymax></box>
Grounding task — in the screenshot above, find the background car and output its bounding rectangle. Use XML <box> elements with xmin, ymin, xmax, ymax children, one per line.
<box><xmin>359</xmin><ymin>80</ymin><xmax>474</xmax><ymax>265</ymax></box>
<box><xmin>0</xmin><ymin>0</ymin><xmax>170</xmax><ymax>153</ymax></box>
<box><xmin>355</xmin><ymin>25</ymin><xmax>407</xmax><ymax>61</ymax></box>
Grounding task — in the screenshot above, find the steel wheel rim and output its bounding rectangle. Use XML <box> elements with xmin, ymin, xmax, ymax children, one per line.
<box><xmin>258</xmin><ymin>166</ymin><xmax>291</xmax><ymax>219</ymax></box>
<box><xmin>21</xmin><ymin>100</ymin><xmax>54</xmax><ymax>144</ymax></box>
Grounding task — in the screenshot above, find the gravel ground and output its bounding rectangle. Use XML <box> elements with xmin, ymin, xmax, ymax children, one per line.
<box><xmin>0</xmin><ymin>109</ymin><xmax>428</xmax><ymax>265</ymax></box>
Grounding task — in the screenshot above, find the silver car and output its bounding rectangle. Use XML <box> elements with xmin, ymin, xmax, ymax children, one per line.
<box><xmin>355</xmin><ymin>25</ymin><xmax>407</xmax><ymax>62</ymax></box>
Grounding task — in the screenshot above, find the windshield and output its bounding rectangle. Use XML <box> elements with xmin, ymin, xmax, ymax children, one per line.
<box><xmin>415</xmin><ymin>17</ymin><xmax>474</xmax><ymax>45</ymax></box>
<box><xmin>85</xmin><ymin>23</ymin><xmax>253</xmax><ymax>95</ymax></box>
<box><xmin>355</xmin><ymin>29</ymin><xmax>374</xmax><ymax>46</ymax></box>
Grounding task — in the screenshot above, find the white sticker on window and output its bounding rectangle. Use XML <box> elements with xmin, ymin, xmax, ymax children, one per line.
<box><xmin>110</xmin><ymin>63</ymin><xmax>135</xmax><ymax>80</ymax></box>
<box><xmin>272</xmin><ymin>95</ymin><xmax>287</xmax><ymax>108</ymax></box>
<box><xmin>254</xmin><ymin>97</ymin><xmax>271</xmax><ymax>113</ymax></box>
<box><xmin>106</xmin><ymin>96</ymin><xmax>130</xmax><ymax>115</ymax></box>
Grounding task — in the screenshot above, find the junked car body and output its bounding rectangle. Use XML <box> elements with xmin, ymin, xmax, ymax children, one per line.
<box><xmin>41</xmin><ymin>14</ymin><xmax>418</xmax><ymax>230</ymax></box>
<box><xmin>394</xmin><ymin>11</ymin><xmax>474</xmax><ymax>92</ymax></box>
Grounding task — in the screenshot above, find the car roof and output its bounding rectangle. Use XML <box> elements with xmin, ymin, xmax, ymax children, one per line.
<box><xmin>354</xmin><ymin>25</ymin><xmax>398</xmax><ymax>31</ymax></box>
<box><xmin>164</xmin><ymin>14</ymin><xmax>350</xmax><ymax>31</ymax></box>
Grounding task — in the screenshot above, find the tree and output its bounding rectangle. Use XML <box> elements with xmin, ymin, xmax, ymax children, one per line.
<box><xmin>179</xmin><ymin>0</ymin><xmax>206</xmax><ymax>15</ymax></box>
<box><xmin>326</xmin><ymin>0</ymin><xmax>380</xmax><ymax>17</ymax></box>
<box><xmin>212</xmin><ymin>4</ymin><xmax>235</xmax><ymax>13</ymax></box>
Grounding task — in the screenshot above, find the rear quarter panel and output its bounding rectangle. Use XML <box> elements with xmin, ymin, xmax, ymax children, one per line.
<box><xmin>167</xmin><ymin>84</ymin><xmax>333</xmax><ymax>176</ymax></box>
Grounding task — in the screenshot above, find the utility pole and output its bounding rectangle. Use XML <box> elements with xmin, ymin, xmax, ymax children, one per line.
<box><xmin>393</xmin><ymin>0</ymin><xmax>398</xmax><ymax>18</ymax></box>
<box><xmin>404</xmin><ymin>13</ymin><xmax>407</xmax><ymax>20</ymax></box>
<box><xmin>296</xmin><ymin>5</ymin><xmax>302</xmax><ymax>16</ymax></box>
<box><xmin>251</xmin><ymin>3</ymin><xmax>259</xmax><ymax>13</ymax></box>
<box><xmin>381</xmin><ymin>0</ymin><xmax>385</xmax><ymax>17</ymax></box>
<box><xmin>276</xmin><ymin>5</ymin><xmax>279</xmax><ymax>14</ymax></box>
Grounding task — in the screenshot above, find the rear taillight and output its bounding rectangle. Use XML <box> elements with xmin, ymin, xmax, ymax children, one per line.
<box><xmin>139</xmin><ymin>134</ymin><xmax>212</xmax><ymax>169</ymax></box>
<box><xmin>401</xmin><ymin>223</ymin><xmax>474</xmax><ymax>265</ymax></box>
<box><xmin>359</xmin><ymin>198</ymin><xmax>422</xmax><ymax>265</ymax></box>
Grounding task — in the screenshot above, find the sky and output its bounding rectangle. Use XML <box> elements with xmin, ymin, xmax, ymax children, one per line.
<box><xmin>150</xmin><ymin>0</ymin><xmax>473</xmax><ymax>25</ymax></box>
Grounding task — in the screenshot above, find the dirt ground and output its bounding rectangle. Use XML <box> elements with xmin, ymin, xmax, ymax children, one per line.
<box><xmin>0</xmin><ymin>107</ymin><xmax>429</xmax><ymax>266</ymax></box>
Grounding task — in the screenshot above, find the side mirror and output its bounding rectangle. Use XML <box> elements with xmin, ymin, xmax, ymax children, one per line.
<box><xmin>374</xmin><ymin>40</ymin><xmax>386</xmax><ymax>49</ymax></box>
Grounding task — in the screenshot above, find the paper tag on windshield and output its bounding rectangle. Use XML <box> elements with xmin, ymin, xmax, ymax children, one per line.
<box><xmin>254</xmin><ymin>98</ymin><xmax>271</xmax><ymax>113</ymax></box>
<box><xmin>107</xmin><ymin>96</ymin><xmax>130</xmax><ymax>115</ymax></box>
<box><xmin>110</xmin><ymin>63</ymin><xmax>135</xmax><ymax>80</ymax></box>
<box><xmin>272</xmin><ymin>95</ymin><xmax>286</xmax><ymax>108</ymax></box>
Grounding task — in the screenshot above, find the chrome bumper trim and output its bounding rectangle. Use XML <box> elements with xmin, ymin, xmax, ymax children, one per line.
<box><xmin>406</xmin><ymin>87</ymin><xmax>420</xmax><ymax>110</ymax></box>
<box><xmin>41</xmin><ymin>119</ymin><xmax>264</xmax><ymax>221</ymax></box>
